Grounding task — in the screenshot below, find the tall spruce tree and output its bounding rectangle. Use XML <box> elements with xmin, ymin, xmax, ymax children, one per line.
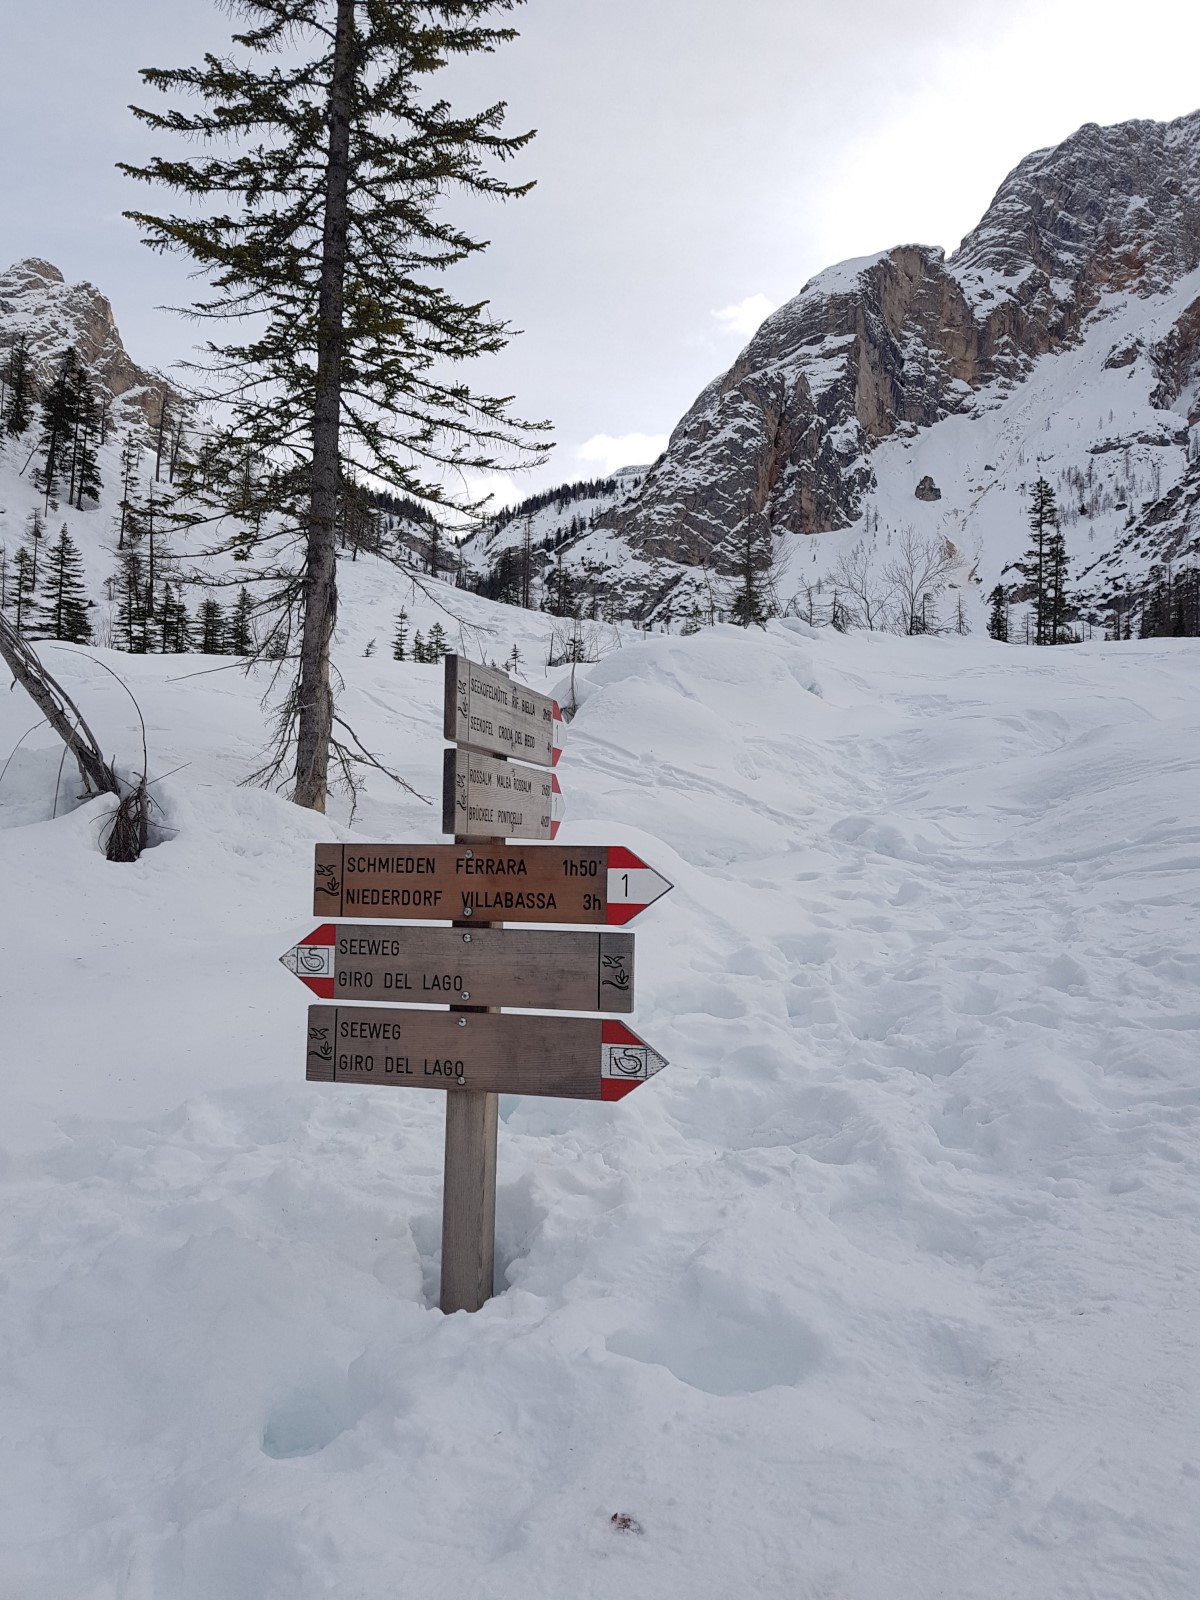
<box><xmin>24</xmin><ymin>509</ymin><xmax>46</xmax><ymax>595</ymax></box>
<box><xmin>1046</xmin><ymin>525</ymin><xmax>1070</xmax><ymax>643</ymax></box>
<box><xmin>1020</xmin><ymin>478</ymin><xmax>1058</xmax><ymax>645</ymax></box>
<box><xmin>730</xmin><ymin>511</ymin><xmax>775</xmax><ymax>628</ymax></box>
<box><xmin>12</xmin><ymin>546</ymin><xmax>36</xmax><ymax>633</ymax></box>
<box><xmin>987</xmin><ymin>583</ymin><xmax>1009</xmax><ymax>642</ymax></box>
<box><xmin>392</xmin><ymin>607</ymin><xmax>409</xmax><ymax>661</ymax></box>
<box><xmin>227</xmin><ymin>586</ymin><xmax>255</xmax><ymax>656</ymax></box>
<box><xmin>542</xmin><ymin>548</ymin><xmax>578</xmax><ymax>617</ymax></box>
<box><xmin>37</xmin><ymin>526</ymin><xmax>92</xmax><ymax>643</ymax></box>
<box><xmin>116</xmin><ymin>432</ymin><xmax>141</xmax><ymax>549</ymax></box>
<box><xmin>3</xmin><ymin>334</ymin><xmax>32</xmax><ymax>437</ymax></box>
<box><xmin>70</xmin><ymin>380</ymin><xmax>103</xmax><ymax>509</ymax></box>
<box><xmin>157</xmin><ymin>581</ymin><xmax>191</xmax><ymax>652</ymax></box>
<box><xmin>35</xmin><ymin>352</ymin><xmax>87</xmax><ymax>513</ymax></box>
<box><xmin>120</xmin><ymin>0</ymin><xmax>548</xmax><ymax>811</ymax></box>
<box><xmin>113</xmin><ymin>517</ymin><xmax>151</xmax><ymax>654</ymax></box>
<box><xmin>198</xmin><ymin>596</ymin><xmax>227</xmax><ymax>654</ymax></box>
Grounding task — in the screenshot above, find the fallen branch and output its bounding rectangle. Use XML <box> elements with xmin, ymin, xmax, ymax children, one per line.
<box><xmin>0</xmin><ymin>614</ymin><xmax>119</xmax><ymax>800</ymax></box>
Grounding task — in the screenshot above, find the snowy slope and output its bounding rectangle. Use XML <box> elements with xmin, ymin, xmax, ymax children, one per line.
<box><xmin>2</xmin><ymin>612</ymin><xmax>1199</xmax><ymax>1597</ymax></box>
<box><xmin>788</xmin><ymin>266</ymin><xmax>1200</xmax><ymax>618</ymax></box>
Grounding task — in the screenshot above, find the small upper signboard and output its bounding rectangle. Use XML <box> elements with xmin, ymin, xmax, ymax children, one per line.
<box><xmin>443</xmin><ymin>747</ymin><xmax>563</xmax><ymax>840</ymax></box>
<box><xmin>445</xmin><ymin>655</ymin><xmax>561</xmax><ymax>769</ymax></box>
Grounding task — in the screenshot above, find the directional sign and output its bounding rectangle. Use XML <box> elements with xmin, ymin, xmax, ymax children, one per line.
<box><xmin>445</xmin><ymin>654</ymin><xmax>561</xmax><ymax>768</ymax></box>
<box><xmin>314</xmin><ymin>843</ymin><xmax>672</xmax><ymax>925</ymax></box>
<box><xmin>305</xmin><ymin>1006</ymin><xmax>667</xmax><ymax>1101</ymax></box>
<box><xmin>281</xmin><ymin>924</ymin><xmax>635</xmax><ymax>1012</ymax></box>
<box><xmin>442</xmin><ymin>748</ymin><xmax>564</xmax><ymax>841</ymax></box>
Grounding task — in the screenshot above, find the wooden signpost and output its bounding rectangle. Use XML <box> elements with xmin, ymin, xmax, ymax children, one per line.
<box><xmin>312</xmin><ymin>842</ymin><xmax>671</xmax><ymax>925</ymax></box>
<box><xmin>304</xmin><ymin>1010</ymin><xmax>666</xmax><ymax>1100</ymax></box>
<box><xmin>281</xmin><ymin>924</ymin><xmax>635</xmax><ymax>1012</ymax></box>
<box><xmin>286</xmin><ymin>651</ymin><xmax>672</xmax><ymax>1316</ymax></box>
<box><xmin>442</xmin><ymin>747</ymin><xmax>564</xmax><ymax>840</ymax></box>
<box><xmin>444</xmin><ymin>654</ymin><xmax>561</xmax><ymax>768</ymax></box>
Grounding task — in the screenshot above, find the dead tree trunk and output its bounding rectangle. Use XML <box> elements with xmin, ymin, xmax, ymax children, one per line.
<box><xmin>0</xmin><ymin>612</ymin><xmax>119</xmax><ymax>799</ymax></box>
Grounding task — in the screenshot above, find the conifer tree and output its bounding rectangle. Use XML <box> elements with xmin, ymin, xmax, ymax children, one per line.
<box><xmin>1046</xmin><ymin>525</ymin><xmax>1070</xmax><ymax>643</ymax></box>
<box><xmin>113</xmin><ymin>512</ymin><xmax>151</xmax><ymax>654</ymax></box>
<box><xmin>228</xmin><ymin>586</ymin><xmax>255</xmax><ymax>656</ymax></box>
<box><xmin>987</xmin><ymin>583</ymin><xmax>1009</xmax><ymax>642</ymax></box>
<box><xmin>392</xmin><ymin>608</ymin><xmax>409</xmax><ymax>661</ymax></box>
<box><xmin>24</xmin><ymin>510</ymin><xmax>46</xmax><ymax>594</ymax></box>
<box><xmin>37</xmin><ymin>526</ymin><xmax>92</xmax><ymax>643</ymax></box>
<box><xmin>120</xmin><ymin>0</ymin><xmax>548</xmax><ymax>811</ymax></box>
<box><xmin>412</xmin><ymin>629</ymin><xmax>427</xmax><ymax>664</ymax></box>
<box><xmin>3</xmin><ymin>334</ymin><xmax>32</xmax><ymax>437</ymax></box>
<box><xmin>730</xmin><ymin>511</ymin><xmax>775</xmax><ymax>628</ymax></box>
<box><xmin>12</xmin><ymin>546</ymin><xmax>36</xmax><ymax>633</ymax></box>
<box><xmin>425</xmin><ymin>621</ymin><xmax>448</xmax><ymax>659</ymax></box>
<box><xmin>153</xmin><ymin>389</ymin><xmax>171</xmax><ymax>483</ymax></box>
<box><xmin>157</xmin><ymin>581</ymin><xmax>192</xmax><ymax>652</ymax></box>
<box><xmin>1019</xmin><ymin>478</ymin><xmax>1058</xmax><ymax>645</ymax></box>
<box><xmin>542</xmin><ymin>548</ymin><xmax>578</xmax><ymax>618</ymax></box>
<box><xmin>35</xmin><ymin>353</ymin><xmax>85</xmax><ymax>513</ymax></box>
<box><xmin>198</xmin><ymin>596</ymin><xmax>227</xmax><ymax>654</ymax></box>
<box><xmin>70</xmin><ymin>381</ymin><xmax>103</xmax><ymax>509</ymax></box>
<box><xmin>426</xmin><ymin>520</ymin><xmax>443</xmax><ymax>578</ymax></box>
<box><xmin>116</xmin><ymin>433</ymin><xmax>141</xmax><ymax>550</ymax></box>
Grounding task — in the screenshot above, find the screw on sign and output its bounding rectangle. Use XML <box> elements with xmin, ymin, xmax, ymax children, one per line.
<box><xmin>288</xmin><ymin>652</ymin><xmax>673</xmax><ymax>1315</ymax></box>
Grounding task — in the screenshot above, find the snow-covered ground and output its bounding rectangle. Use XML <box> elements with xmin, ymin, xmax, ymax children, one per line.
<box><xmin>2</xmin><ymin>603</ymin><xmax>1199</xmax><ymax>1598</ymax></box>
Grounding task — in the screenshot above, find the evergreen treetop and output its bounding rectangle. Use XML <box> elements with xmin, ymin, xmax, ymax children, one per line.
<box><xmin>37</xmin><ymin>527</ymin><xmax>92</xmax><ymax>644</ymax></box>
<box><xmin>120</xmin><ymin>0</ymin><xmax>549</xmax><ymax>809</ymax></box>
<box><xmin>987</xmin><ymin>583</ymin><xmax>1009</xmax><ymax>643</ymax></box>
<box><xmin>3</xmin><ymin>334</ymin><xmax>33</xmax><ymax>437</ymax></box>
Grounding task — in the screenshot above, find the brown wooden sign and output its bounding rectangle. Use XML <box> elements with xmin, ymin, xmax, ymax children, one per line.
<box><xmin>305</xmin><ymin>1006</ymin><xmax>666</xmax><ymax>1101</ymax></box>
<box><xmin>313</xmin><ymin>842</ymin><xmax>671</xmax><ymax>926</ymax></box>
<box><xmin>281</xmin><ymin>924</ymin><xmax>634</xmax><ymax>1012</ymax></box>
<box><xmin>442</xmin><ymin>747</ymin><xmax>563</xmax><ymax>841</ymax></box>
<box><xmin>444</xmin><ymin>654</ymin><xmax>560</xmax><ymax>768</ymax></box>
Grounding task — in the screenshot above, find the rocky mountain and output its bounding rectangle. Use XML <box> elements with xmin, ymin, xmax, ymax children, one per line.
<box><xmin>472</xmin><ymin>110</ymin><xmax>1200</xmax><ymax>628</ymax></box>
<box><xmin>0</xmin><ymin>257</ymin><xmax>169</xmax><ymax>425</ymax></box>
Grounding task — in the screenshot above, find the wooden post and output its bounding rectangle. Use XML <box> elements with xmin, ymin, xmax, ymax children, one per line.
<box><xmin>440</xmin><ymin>836</ymin><xmax>501</xmax><ymax>1315</ymax></box>
<box><xmin>440</xmin><ymin>1084</ymin><xmax>499</xmax><ymax>1313</ymax></box>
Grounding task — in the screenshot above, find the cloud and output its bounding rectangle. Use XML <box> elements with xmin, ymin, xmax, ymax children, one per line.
<box><xmin>576</xmin><ymin>432</ymin><xmax>669</xmax><ymax>474</ymax></box>
<box><xmin>710</xmin><ymin>293</ymin><xmax>777</xmax><ymax>338</ymax></box>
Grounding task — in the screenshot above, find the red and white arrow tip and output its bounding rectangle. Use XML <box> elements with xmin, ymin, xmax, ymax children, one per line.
<box><xmin>600</xmin><ymin>1020</ymin><xmax>668</xmax><ymax>1101</ymax></box>
<box><xmin>550</xmin><ymin>772</ymin><xmax>564</xmax><ymax>840</ymax></box>
<box><xmin>605</xmin><ymin>846</ymin><xmax>673</xmax><ymax>925</ymax></box>
<box><xmin>552</xmin><ymin>702</ymin><xmax>563</xmax><ymax>767</ymax></box>
<box><xmin>280</xmin><ymin>924</ymin><xmax>336</xmax><ymax>998</ymax></box>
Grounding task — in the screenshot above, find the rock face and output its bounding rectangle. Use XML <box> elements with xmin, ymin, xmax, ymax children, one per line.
<box><xmin>0</xmin><ymin>258</ymin><xmax>167</xmax><ymax>423</ymax></box>
<box><xmin>915</xmin><ymin>476</ymin><xmax>941</xmax><ymax>502</ymax></box>
<box><xmin>599</xmin><ymin>109</ymin><xmax>1200</xmax><ymax>575</ymax></box>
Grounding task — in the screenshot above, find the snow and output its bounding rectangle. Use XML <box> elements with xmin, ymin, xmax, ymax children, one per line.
<box><xmin>3</xmin><ymin>603</ymin><xmax>1199</xmax><ymax>1596</ymax></box>
<box><xmin>797</xmin><ymin>251</ymin><xmax>891</xmax><ymax>299</ymax></box>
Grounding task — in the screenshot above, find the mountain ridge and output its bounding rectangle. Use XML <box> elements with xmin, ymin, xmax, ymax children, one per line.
<box><xmin>458</xmin><ymin>109</ymin><xmax>1200</xmax><ymax>631</ymax></box>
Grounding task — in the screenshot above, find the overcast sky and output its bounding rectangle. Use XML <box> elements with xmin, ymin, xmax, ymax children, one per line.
<box><xmin>2</xmin><ymin>0</ymin><xmax>1198</xmax><ymax>502</ymax></box>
